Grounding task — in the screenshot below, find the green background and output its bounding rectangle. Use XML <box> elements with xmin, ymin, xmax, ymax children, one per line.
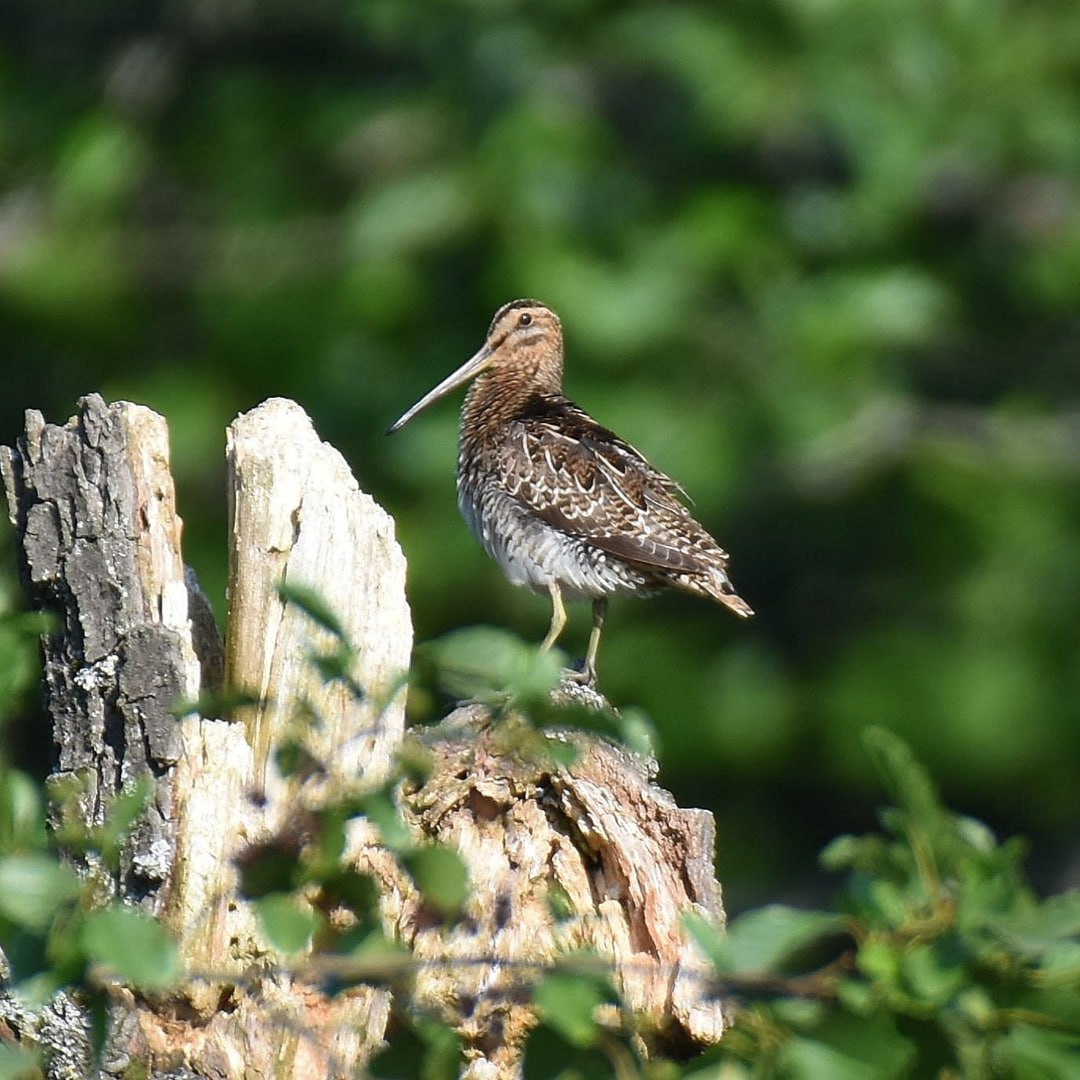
<box><xmin>2</xmin><ymin>0</ymin><xmax>1078</xmax><ymax>912</ymax></box>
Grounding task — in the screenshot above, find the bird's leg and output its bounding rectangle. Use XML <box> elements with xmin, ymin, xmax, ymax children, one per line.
<box><xmin>540</xmin><ymin>581</ymin><xmax>568</xmax><ymax>653</ymax></box>
<box><xmin>579</xmin><ymin>597</ymin><xmax>607</xmax><ymax>686</ymax></box>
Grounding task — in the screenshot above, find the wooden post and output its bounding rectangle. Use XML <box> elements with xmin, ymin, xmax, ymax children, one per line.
<box><xmin>1</xmin><ymin>395</ymin><xmax>726</xmax><ymax>1079</ymax></box>
<box><xmin>0</xmin><ymin>395</ymin><xmax>216</xmax><ymax>908</ymax></box>
<box><xmin>225</xmin><ymin>397</ymin><xmax>410</xmax><ymax>796</ymax></box>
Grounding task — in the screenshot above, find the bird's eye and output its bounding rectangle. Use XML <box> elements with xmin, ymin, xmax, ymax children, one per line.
<box><xmin>518</xmin><ymin>312</ymin><xmax>532</xmax><ymax>327</ymax></box>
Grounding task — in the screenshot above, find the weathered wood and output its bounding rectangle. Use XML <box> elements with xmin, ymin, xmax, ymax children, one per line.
<box><xmin>2</xmin><ymin>394</ymin><xmax>728</xmax><ymax>1080</ymax></box>
<box><xmin>225</xmin><ymin>396</ymin><xmax>410</xmax><ymax>798</ymax></box>
<box><xmin>0</xmin><ymin>394</ymin><xmax>216</xmax><ymax>908</ymax></box>
<box><xmin>132</xmin><ymin>397</ymin><xmax>412</xmax><ymax>1073</ymax></box>
<box><xmin>395</xmin><ymin>708</ymin><xmax>726</xmax><ymax>1078</ymax></box>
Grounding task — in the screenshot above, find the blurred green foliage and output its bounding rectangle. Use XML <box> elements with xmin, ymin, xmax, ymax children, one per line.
<box><xmin>0</xmin><ymin>760</ymin><xmax>177</xmax><ymax>1058</ymax></box>
<box><xmin>686</xmin><ymin>727</ymin><xmax>1080</xmax><ymax>1079</ymax></box>
<box><xmin>2</xmin><ymin>0</ymin><xmax>1079</xmax><ymax>911</ymax></box>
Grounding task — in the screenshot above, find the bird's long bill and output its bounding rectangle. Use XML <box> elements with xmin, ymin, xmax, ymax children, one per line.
<box><xmin>387</xmin><ymin>344</ymin><xmax>494</xmax><ymax>433</ymax></box>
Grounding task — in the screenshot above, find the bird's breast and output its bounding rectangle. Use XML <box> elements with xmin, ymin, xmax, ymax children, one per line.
<box><xmin>456</xmin><ymin>463</ymin><xmax>650</xmax><ymax>601</ymax></box>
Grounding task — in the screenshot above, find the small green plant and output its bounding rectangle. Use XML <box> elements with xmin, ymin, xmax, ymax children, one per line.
<box><xmin>0</xmin><ymin>768</ymin><xmax>179</xmax><ymax>1076</ymax></box>
<box><xmin>683</xmin><ymin>727</ymin><xmax>1080</xmax><ymax>1079</ymax></box>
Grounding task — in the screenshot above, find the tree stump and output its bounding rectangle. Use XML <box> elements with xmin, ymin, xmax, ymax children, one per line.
<box><xmin>1</xmin><ymin>395</ymin><xmax>726</xmax><ymax>1079</ymax></box>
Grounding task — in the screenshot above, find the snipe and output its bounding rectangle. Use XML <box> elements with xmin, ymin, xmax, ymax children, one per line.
<box><xmin>389</xmin><ymin>299</ymin><xmax>752</xmax><ymax>685</ymax></box>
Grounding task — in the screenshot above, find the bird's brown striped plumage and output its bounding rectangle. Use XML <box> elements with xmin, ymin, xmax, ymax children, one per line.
<box><xmin>389</xmin><ymin>299</ymin><xmax>752</xmax><ymax>684</ymax></box>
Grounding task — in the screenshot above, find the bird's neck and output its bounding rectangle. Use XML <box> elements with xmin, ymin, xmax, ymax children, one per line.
<box><xmin>460</xmin><ymin>366</ymin><xmax>561</xmax><ymax>446</ymax></box>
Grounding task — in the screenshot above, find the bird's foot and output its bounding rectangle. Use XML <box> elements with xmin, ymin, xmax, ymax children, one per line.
<box><xmin>551</xmin><ymin>667</ymin><xmax>610</xmax><ymax>713</ymax></box>
<box><xmin>566</xmin><ymin>658</ymin><xmax>598</xmax><ymax>688</ymax></box>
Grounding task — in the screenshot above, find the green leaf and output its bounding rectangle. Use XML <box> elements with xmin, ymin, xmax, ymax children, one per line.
<box><xmin>403</xmin><ymin>845</ymin><xmax>470</xmax><ymax>919</ymax></box>
<box><xmin>360</xmin><ymin>789</ymin><xmax>413</xmax><ymax>852</ymax></box>
<box><xmin>988</xmin><ymin>891</ymin><xmax>1080</xmax><ymax>956</ymax></box>
<box><xmin>537</xmin><ymin>734</ymin><xmax>581</xmax><ymax>768</ymax></box>
<box><xmin>724</xmin><ymin>905</ymin><xmax>845</xmax><ymax>972</ymax></box>
<box><xmin>856</xmin><ymin>938</ymin><xmax>901</xmax><ymax>987</ymax></box>
<box><xmin>254</xmin><ymin>894</ymin><xmax>319</xmax><ymax>953</ymax></box>
<box><xmin>899</xmin><ymin>943</ymin><xmax>965</xmax><ymax>1006</ymax></box>
<box><xmin>310</xmin><ymin>645</ymin><xmax>363</xmax><ymax>696</ymax></box>
<box><xmin>1038</xmin><ymin>942</ymin><xmax>1080</xmax><ymax>983</ymax></box>
<box><xmin>369</xmin><ymin>1015</ymin><xmax>462</xmax><ymax>1080</ymax></box>
<box><xmin>819</xmin><ymin>833</ymin><xmax>889</xmax><ymax>874</ymax></box>
<box><xmin>794</xmin><ymin>1008</ymin><xmax>916</xmax><ymax>1077</ymax></box>
<box><xmin>0</xmin><ymin>1041</ymin><xmax>42</xmax><ymax>1080</ymax></box>
<box><xmin>1007</xmin><ymin>986</ymin><xmax>1080</xmax><ymax>1031</ymax></box>
<box><xmin>55</xmin><ymin>115</ymin><xmax>147</xmax><ymax>219</ymax></box>
<box><xmin>613</xmin><ymin>706</ymin><xmax>657</xmax><ymax>759</ymax></box>
<box><xmin>319</xmin><ymin>868</ymin><xmax>380</xmax><ymax>923</ymax></box>
<box><xmin>0</xmin><ymin>925</ymin><xmax>50</xmax><ymax>992</ymax></box>
<box><xmin>104</xmin><ymin>780</ymin><xmax>151</xmax><ymax>835</ymax></box>
<box><xmin>546</xmin><ymin>881</ymin><xmax>576</xmax><ymax>922</ymax></box>
<box><xmin>0</xmin><ymin>768</ymin><xmax>47</xmax><ymax>854</ymax></box>
<box><xmin>779</xmin><ymin>1036</ymin><xmax>879</xmax><ymax>1080</ymax></box>
<box><xmin>236</xmin><ymin>838</ymin><xmax>304</xmax><ymax>898</ymax></box>
<box><xmin>277</xmin><ymin>580</ymin><xmax>350</xmax><ymax>642</ymax></box>
<box><xmin>865</xmin><ymin>879</ymin><xmax>914</xmax><ymax>927</ymax></box>
<box><xmin>80</xmin><ymin>907</ymin><xmax>179</xmax><ymax>989</ymax></box>
<box><xmin>681</xmin><ymin>1059</ymin><xmax>753</xmax><ymax>1080</ymax></box>
<box><xmin>683</xmin><ymin>911</ymin><xmax>733</xmax><ymax>971</ymax></box>
<box><xmin>523</xmin><ymin>1022</ymin><xmax>618</xmax><ymax>1080</ymax></box>
<box><xmin>533</xmin><ymin>971</ymin><xmax>614</xmax><ymax>1049</ymax></box>
<box><xmin>171</xmin><ymin>686</ymin><xmax>263</xmax><ymax>719</ymax></box>
<box><xmin>835</xmin><ymin>977</ymin><xmax>876</xmax><ymax>1016</ymax></box>
<box><xmin>998</xmin><ymin>1025</ymin><xmax>1080</xmax><ymax>1080</ymax></box>
<box><xmin>339</xmin><ymin>931</ymin><xmax>413</xmax><ymax>985</ymax></box>
<box><xmin>308</xmin><ymin>807</ymin><xmax>348</xmax><ymax>871</ymax></box>
<box><xmin>86</xmin><ymin>987</ymin><xmax>109</xmax><ymax>1066</ymax></box>
<box><xmin>862</xmin><ymin>727</ymin><xmax>942</xmax><ymax>823</ymax></box>
<box><xmin>274</xmin><ymin>737</ymin><xmax>324</xmax><ymax>780</ymax></box>
<box><xmin>395</xmin><ymin>738</ymin><xmax>435</xmax><ymax>786</ymax></box>
<box><xmin>527</xmin><ymin>693</ymin><xmax>655</xmax><ymax>759</ymax></box>
<box><xmin>94</xmin><ymin>780</ymin><xmax>152</xmax><ymax>869</ymax></box>
<box><xmin>0</xmin><ymin>854</ymin><xmax>81</xmax><ymax>929</ymax></box>
<box><xmin>423</xmin><ymin>626</ymin><xmax>562</xmax><ymax>702</ymax></box>
<box><xmin>772</xmin><ymin>997</ymin><xmax>827</xmax><ymax>1027</ymax></box>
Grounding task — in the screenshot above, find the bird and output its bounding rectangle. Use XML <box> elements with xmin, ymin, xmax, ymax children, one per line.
<box><xmin>388</xmin><ymin>299</ymin><xmax>753</xmax><ymax>685</ymax></box>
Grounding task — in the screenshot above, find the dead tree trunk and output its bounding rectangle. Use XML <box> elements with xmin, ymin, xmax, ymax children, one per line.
<box><xmin>0</xmin><ymin>396</ymin><xmax>219</xmax><ymax>904</ymax></box>
<box><xmin>1</xmin><ymin>395</ymin><xmax>726</xmax><ymax>1079</ymax></box>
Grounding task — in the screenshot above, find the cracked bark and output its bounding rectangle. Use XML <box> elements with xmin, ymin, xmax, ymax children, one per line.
<box><xmin>1</xmin><ymin>394</ymin><xmax>213</xmax><ymax>905</ymax></box>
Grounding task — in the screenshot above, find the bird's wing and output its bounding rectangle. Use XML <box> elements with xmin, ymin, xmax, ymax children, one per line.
<box><xmin>501</xmin><ymin>400</ymin><xmax>728</xmax><ymax>576</ymax></box>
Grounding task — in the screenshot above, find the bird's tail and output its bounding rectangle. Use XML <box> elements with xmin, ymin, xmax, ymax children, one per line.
<box><xmin>705</xmin><ymin>569</ymin><xmax>754</xmax><ymax>618</ymax></box>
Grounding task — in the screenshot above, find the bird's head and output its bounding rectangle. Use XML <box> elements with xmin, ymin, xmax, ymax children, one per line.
<box><xmin>388</xmin><ymin>299</ymin><xmax>563</xmax><ymax>433</ymax></box>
